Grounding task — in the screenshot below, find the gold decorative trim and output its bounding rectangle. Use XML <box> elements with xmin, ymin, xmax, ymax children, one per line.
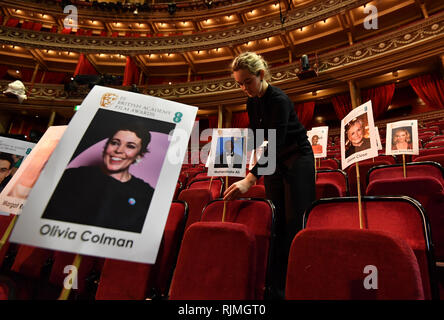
<box><xmin>0</xmin><ymin>0</ymin><xmax>369</xmax><ymax>54</ymax></box>
<box><xmin>1</xmin><ymin>11</ymin><xmax>443</xmax><ymax>103</ymax></box>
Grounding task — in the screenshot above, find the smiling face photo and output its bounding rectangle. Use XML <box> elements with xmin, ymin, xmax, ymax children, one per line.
<box><xmin>392</xmin><ymin>126</ymin><xmax>412</xmax><ymax>151</ymax></box>
<box><xmin>344</xmin><ymin>114</ymin><xmax>371</xmax><ymax>158</ymax></box>
<box><xmin>41</xmin><ymin>109</ymin><xmax>175</xmax><ymax>233</ymax></box>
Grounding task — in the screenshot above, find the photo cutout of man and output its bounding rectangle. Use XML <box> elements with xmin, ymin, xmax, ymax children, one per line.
<box><xmin>0</xmin><ymin>153</ymin><xmax>14</xmax><ymax>192</ymax></box>
<box><xmin>345</xmin><ymin>115</ymin><xmax>371</xmax><ymax>158</ymax></box>
<box><xmin>214</xmin><ymin>137</ymin><xmax>243</xmax><ymax>168</ymax></box>
<box><xmin>311</xmin><ymin>135</ymin><xmax>323</xmax><ymax>154</ymax></box>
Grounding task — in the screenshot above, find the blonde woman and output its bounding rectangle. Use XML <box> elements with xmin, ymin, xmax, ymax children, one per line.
<box><xmin>392</xmin><ymin>127</ymin><xmax>413</xmax><ymax>150</ymax></box>
<box><xmin>224</xmin><ymin>52</ymin><xmax>315</xmax><ymax>299</ymax></box>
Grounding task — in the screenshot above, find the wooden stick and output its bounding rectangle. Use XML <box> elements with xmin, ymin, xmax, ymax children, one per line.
<box><xmin>222</xmin><ymin>200</ymin><xmax>227</xmax><ymax>222</ymax></box>
<box><xmin>314</xmin><ymin>160</ymin><xmax>317</xmax><ymax>181</ymax></box>
<box><xmin>209</xmin><ymin>176</ymin><xmax>213</xmax><ymax>191</ymax></box>
<box><xmin>402</xmin><ymin>154</ymin><xmax>406</xmax><ymax>178</ymax></box>
<box><xmin>0</xmin><ymin>215</ymin><xmax>17</xmax><ymax>251</ymax></box>
<box><xmin>356</xmin><ymin>162</ymin><xmax>364</xmax><ymax>229</ymax></box>
<box><xmin>58</xmin><ymin>254</ymin><xmax>82</xmax><ymax>300</ymax></box>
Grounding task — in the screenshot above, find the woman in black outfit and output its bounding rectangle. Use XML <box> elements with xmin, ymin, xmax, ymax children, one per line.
<box><xmin>224</xmin><ymin>52</ymin><xmax>316</xmax><ymax>299</ymax></box>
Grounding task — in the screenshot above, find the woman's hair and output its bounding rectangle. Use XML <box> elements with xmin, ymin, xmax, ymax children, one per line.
<box><xmin>232</xmin><ymin>52</ymin><xmax>271</xmax><ymax>81</ymax></box>
<box><xmin>393</xmin><ymin>127</ymin><xmax>411</xmax><ymax>144</ymax></box>
<box><xmin>105</xmin><ymin>123</ymin><xmax>151</xmax><ymax>156</ymax></box>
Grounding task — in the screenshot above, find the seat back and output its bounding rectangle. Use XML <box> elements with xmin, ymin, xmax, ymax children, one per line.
<box><xmin>347</xmin><ymin>159</ymin><xmax>394</xmax><ymax>196</ymax></box>
<box><xmin>425</xmin><ymin>140</ymin><xmax>444</xmax><ymax>148</ymax></box>
<box><xmin>412</xmin><ymin>146</ymin><xmax>444</xmax><ymax>160</ymax></box>
<box><xmin>286</xmin><ymin>228</ymin><xmax>424</xmax><ymax>300</ymax></box>
<box><xmin>367</xmin><ymin>162</ymin><xmax>444</xmax><ymax>187</ymax></box>
<box><xmin>178</xmin><ymin>188</ymin><xmax>213</xmax><ymax>231</ymax></box>
<box><xmin>201</xmin><ymin>199</ymin><xmax>275</xmax><ymax>299</ymax></box>
<box><xmin>242</xmin><ymin>184</ymin><xmax>266</xmax><ymax>198</ymax></box>
<box><xmin>316</xmin><ymin>169</ymin><xmax>348</xmax><ymax>199</ymax></box>
<box><xmin>303</xmin><ymin>196</ymin><xmax>438</xmax><ymax>299</ymax></box>
<box><xmin>366</xmin><ymin>176</ymin><xmax>444</xmax><ymax>263</ymax></box>
<box><xmin>95</xmin><ymin>201</ymin><xmax>187</xmax><ymax>300</ymax></box>
<box><xmin>413</xmin><ymin>155</ymin><xmax>444</xmax><ymax>168</ymax></box>
<box><xmin>188</xmin><ymin>177</ymin><xmax>224</xmax><ymax>199</ymax></box>
<box><xmin>169</xmin><ymin>221</ymin><xmax>256</xmax><ymax>300</ymax></box>
<box><xmin>317</xmin><ymin>158</ymin><xmax>340</xmax><ymax>170</ymax></box>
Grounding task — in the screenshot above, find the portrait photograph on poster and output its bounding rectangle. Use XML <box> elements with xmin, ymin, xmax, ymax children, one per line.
<box><xmin>0</xmin><ymin>136</ymin><xmax>35</xmax><ymax>197</ymax></box>
<box><xmin>307</xmin><ymin>126</ymin><xmax>328</xmax><ymax>159</ymax></box>
<box><xmin>341</xmin><ymin>100</ymin><xmax>378</xmax><ymax>170</ymax></box>
<box><xmin>10</xmin><ymin>86</ymin><xmax>197</xmax><ymax>264</ymax></box>
<box><xmin>208</xmin><ymin>128</ymin><xmax>248</xmax><ymax>177</ymax></box>
<box><xmin>0</xmin><ymin>126</ymin><xmax>66</xmax><ymax>215</ymax></box>
<box><xmin>385</xmin><ymin>120</ymin><xmax>419</xmax><ymax>156</ymax></box>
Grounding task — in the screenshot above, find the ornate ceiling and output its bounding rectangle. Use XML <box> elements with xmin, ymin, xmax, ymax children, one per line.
<box><xmin>0</xmin><ymin>0</ymin><xmax>443</xmax><ymax>120</ymax></box>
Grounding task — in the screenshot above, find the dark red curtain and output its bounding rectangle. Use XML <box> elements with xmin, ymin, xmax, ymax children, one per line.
<box><xmin>331</xmin><ymin>94</ymin><xmax>353</xmax><ymax>120</ymax></box>
<box><xmin>409</xmin><ymin>74</ymin><xmax>444</xmax><ymax>109</ymax></box>
<box><xmin>123</xmin><ymin>56</ymin><xmax>140</xmax><ymax>86</ymax></box>
<box><xmin>294</xmin><ymin>101</ymin><xmax>315</xmax><ymax>128</ymax></box>
<box><xmin>74</xmin><ymin>54</ymin><xmax>98</xmax><ymax>76</ymax></box>
<box><xmin>231</xmin><ymin>111</ymin><xmax>249</xmax><ymax>128</ymax></box>
<box><xmin>208</xmin><ymin>115</ymin><xmax>218</xmax><ymax>129</ymax></box>
<box><xmin>0</xmin><ymin>65</ymin><xmax>9</xmax><ymax>79</ymax></box>
<box><xmin>361</xmin><ymin>83</ymin><xmax>395</xmax><ymax>120</ymax></box>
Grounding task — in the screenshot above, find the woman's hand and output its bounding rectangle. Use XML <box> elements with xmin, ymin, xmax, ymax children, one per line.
<box><xmin>223</xmin><ymin>173</ymin><xmax>257</xmax><ymax>201</ymax></box>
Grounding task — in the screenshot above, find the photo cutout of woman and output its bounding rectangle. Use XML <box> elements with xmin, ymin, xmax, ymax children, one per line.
<box><xmin>392</xmin><ymin>126</ymin><xmax>413</xmax><ymax>151</ymax></box>
<box><xmin>42</xmin><ymin>109</ymin><xmax>175</xmax><ymax>233</ymax></box>
<box><xmin>344</xmin><ymin>114</ymin><xmax>371</xmax><ymax>158</ymax></box>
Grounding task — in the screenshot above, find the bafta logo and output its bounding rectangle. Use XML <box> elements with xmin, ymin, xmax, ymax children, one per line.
<box><xmin>100</xmin><ymin>93</ymin><xmax>118</xmax><ymax>108</ymax></box>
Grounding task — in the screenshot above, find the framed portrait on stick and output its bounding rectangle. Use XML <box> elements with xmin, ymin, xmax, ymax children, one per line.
<box><xmin>385</xmin><ymin>120</ymin><xmax>419</xmax><ymax>156</ymax></box>
<box><xmin>341</xmin><ymin>100</ymin><xmax>378</xmax><ymax>171</ymax></box>
<box><xmin>208</xmin><ymin>128</ymin><xmax>248</xmax><ymax>177</ymax></box>
<box><xmin>0</xmin><ymin>126</ymin><xmax>66</xmax><ymax>215</ymax></box>
<box><xmin>307</xmin><ymin>126</ymin><xmax>328</xmax><ymax>159</ymax></box>
<box><xmin>10</xmin><ymin>86</ymin><xmax>197</xmax><ymax>264</ymax></box>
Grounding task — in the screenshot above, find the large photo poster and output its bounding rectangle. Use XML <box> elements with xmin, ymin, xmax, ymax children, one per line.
<box><xmin>385</xmin><ymin>120</ymin><xmax>419</xmax><ymax>156</ymax></box>
<box><xmin>208</xmin><ymin>128</ymin><xmax>248</xmax><ymax>177</ymax></box>
<box><xmin>0</xmin><ymin>136</ymin><xmax>35</xmax><ymax>213</ymax></box>
<box><xmin>10</xmin><ymin>86</ymin><xmax>197</xmax><ymax>264</ymax></box>
<box><xmin>307</xmin><ymin>126</ymin><xmax>328</xmax><ymax>159</ymax></box>
<box><xmin>0</xmin><ymin>126</ymin><xmax>66</xmax><ymax>215</ymax></box>
<box><xmin>340</xmin><ymin>100</ymin><xmax>378</xmax><ymax>170</ymax></box>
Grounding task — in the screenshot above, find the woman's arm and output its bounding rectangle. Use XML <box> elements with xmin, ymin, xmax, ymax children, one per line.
<box><xmin>223</xmin><ymin>172</ymin><xmax>257</xmax><ymax>200</ymax></box>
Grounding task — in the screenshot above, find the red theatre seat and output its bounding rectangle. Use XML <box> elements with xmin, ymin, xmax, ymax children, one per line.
<box><xmin>200</xmin><ymin>199</ymin><xmax>275</xmax><ymax>299</ymax></box>
<box><xmin>178</xmin><ymin>188</ymin><xmax>213</xmax><ymax>231</ymax></box>
<box><xmin>366</xmin><ymin>176</ymin><xmax>444</xmax><ymax>264</ymax></box>
<box><xmin>241</xmin><ymin>184</ymin><xmax>266</xmax><ymax>198</ymax></box>
<box><xmin>413</xmin><ymin>154</ymin><xmax>444</xmax><ymax>169</ymax></box>
<box><xmin>366</xmin><ymin>162</ymin><xmax>444</xmax><ymax>187</ymax></box>
<box><xmin>286</xmin><ymin>229</ymin><xmax>424</xmax><ymax>300</ymax></box>
<box><xmin>315</xmin><ymin>169</ymin><xmax>349</xmax><ymax>199</ymax></box>
<box><xmin>317</xmin><ymin>158</ymin><xmax>340</xmax><ymax>170</ymax></box>
<box><xmin>169</xmin><ymin>222</ymin><xmax>256</xmax><ymax>300</ymax></box>
<box><xmin>95</xmin><ymin>201</ymin><xmax>187</xmax><ymax>300</ymax></box>
<box><xmin>347</xmin><ymin>157</ymin><xmax>395</xmax><ymax>196</ymax></box>
<box><xmin>187</xmin><ymin>177</ymin><xmax>224</xmax><ymax>199</ymax></box>
<box><xmin>425</xmin><ymin>140</ymin><xmax>444</xmax><ymax>148</ymax></box>
<box><xmin>303</xmin><ymin>196</ymin><xmax>439</xmax><ymax>300</ymax></box>
<box><xmin>413</xmin><ymin>147</ymin><xmax>444</xmax><ymax>161</ymax></box>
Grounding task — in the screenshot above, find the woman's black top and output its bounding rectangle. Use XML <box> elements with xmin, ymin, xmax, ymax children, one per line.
<box><xmin>247</xmin><ymin>84</ymin><xmax>313</xmax><ymax>178</ymax></box>
<box><xmin>42</xmin><ymin>166</ymin><xmax>154</xmax><ymax>233</ymax></box>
